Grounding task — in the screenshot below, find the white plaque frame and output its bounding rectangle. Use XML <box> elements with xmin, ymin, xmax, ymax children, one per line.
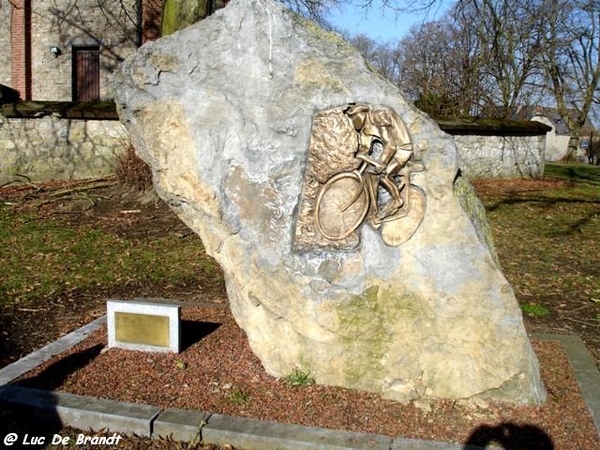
<box><xmin>107</xmin><ymin>299</ymin><xmax>181</xmax><ymax>353</ymax></box>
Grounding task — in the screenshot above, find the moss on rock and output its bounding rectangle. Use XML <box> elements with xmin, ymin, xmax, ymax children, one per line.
<box><xmin>453</xmin><ymin>172</ymin><xmax>499</xmax><ymax>266</ymax></box>
<box><xmin>336</xmin><ymin>286</ymin><xmax>426</xmax><ymax>390</ymax></box>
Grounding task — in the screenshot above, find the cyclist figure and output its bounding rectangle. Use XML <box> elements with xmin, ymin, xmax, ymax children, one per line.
<box><xmin>343</xmin><ymin>104</ymin><xmax>415</xmax><ymax>223</ymax></box>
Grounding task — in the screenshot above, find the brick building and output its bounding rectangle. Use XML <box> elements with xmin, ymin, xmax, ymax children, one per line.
<box><xmin>0</xmin><ymin>0</ymin><xmax>161</xmax><ymax>102</ymax></box>
<box><xmin>0</xmin><ymin>0</ymin><xmax>162</xmax><ymax>184</ymax></box>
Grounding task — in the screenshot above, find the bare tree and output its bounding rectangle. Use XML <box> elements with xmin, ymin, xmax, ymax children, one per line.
<box><xmin>391</xmin><ymin>16</ymin><xmax>487</xmax><ymax>117</ymax></box>
<box><xmin>453</xmin><ymin>0</ymin><xmax>546</xmax><ymax>118</ymax></box>
<box><xmin>395</xmin><ymin>0</ymin><xmax>547</xmax><ymax>119</ymax></box>
<box><xmin>346</xmin><ymin>33</ymin><xmax>401</xmax><ymax>83</ymax></box>
<box><xmin>538</xmin><ymin>0</ymin><xmax>600</xmax><ymax>161</ymax></box>
<box><xmin>377</xmin><ymin>0</ymin><xmax>599</xmax><ymax>134</ymax></box>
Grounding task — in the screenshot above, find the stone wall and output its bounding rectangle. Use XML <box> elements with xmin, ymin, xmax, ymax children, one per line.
<box><xmin>3</xmin><ymin>0</ymin><xmax>139</xmax><ymax>101</ymax></box>
<box><xmin>0</xmin><ymin>111</ymin><xmax>548</xmax><ymax>184</ymax></box>
<box><xmin>30</xmin><ymin>0</ymin><xmax>139</xmax><ymax>101</ymax></box>
<box><xmin>436</xmin><ymin>119</ymin><xmax>549</xmax><ymax>179</ymax></box>
<box><xmin>452</xmin><ymin>133</ymin><xmax>546</xmax><ymax>179</ymax></box>
<box><xmin>0</xmin><ymin>114</ymin><xmax>127</xmax><ymax>184</ymax></box>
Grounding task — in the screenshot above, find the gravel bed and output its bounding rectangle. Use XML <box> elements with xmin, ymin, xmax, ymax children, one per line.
<box><xmin>15</xmin><ymin>306</ymin><xmax>600</xmax><ymax>449</ymax></box>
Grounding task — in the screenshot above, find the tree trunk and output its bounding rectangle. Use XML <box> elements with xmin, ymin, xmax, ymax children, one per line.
<box><xmin>560</xmin><ymin>133</ymin><xmax>581</xmax><ymax>163</ymax></box>
<box><xmin>160</xmin><ymin>0</ymin><xmax>212</xmax><ymax>36</ymax></box>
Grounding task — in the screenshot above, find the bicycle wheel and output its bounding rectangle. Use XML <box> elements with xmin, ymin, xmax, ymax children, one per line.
<box><xmin>380</xmin><ymin>185</ymin><xmax>426</xmax><ymax>246</ymax></box>
<box><xmin>315</xmin><ymin>171</ymin><xmax>370</xmax><ymax>240</ymax></box>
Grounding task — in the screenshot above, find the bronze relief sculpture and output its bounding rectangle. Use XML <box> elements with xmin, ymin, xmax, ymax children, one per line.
<box><xmin>293</xmin><ymin>104</ymin><xmax>426</xmax><ymax>251</ymax></box>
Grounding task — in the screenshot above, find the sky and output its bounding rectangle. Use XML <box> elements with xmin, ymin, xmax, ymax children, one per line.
<box><xmin>328</xmin><ymin>0</ymin><xmax>453</xmax><ymax>42</ymax></box>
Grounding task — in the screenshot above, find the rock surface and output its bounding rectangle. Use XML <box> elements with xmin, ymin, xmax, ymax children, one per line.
<box><xmin>113</xmin><ymin>0</ymin><xmax>546</xmax><ymax>403</ymax></box>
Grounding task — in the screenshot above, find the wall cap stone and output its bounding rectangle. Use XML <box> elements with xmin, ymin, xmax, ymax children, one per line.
<box><xmin>436</xmin><ymin>117</ymin><xmax>552</xmax><ymax>136</ymax></box>
<box><xmin>1</xmin><ymin>101</ymin><xmax>553</xmax><ymax>137</ymax></box>
<box><xmin>1</xmin><ymin>101</ymin><xmax>119</xmax><ymax>120</ymax></box>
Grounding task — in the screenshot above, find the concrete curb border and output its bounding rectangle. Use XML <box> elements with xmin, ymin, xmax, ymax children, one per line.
<box><xmin>0</xmin><ymin>316</ymin><xmax>105</xmax><ymax>386</ymax></box>
<box><xmin>1</xmin><ymin>319</ymin><xmax>598</xmax><ymax>449</ymax></box>
<box><xmin>532</xmin><ymin>333</ymin><xmax>600</xmax><ymax>432</ymax></box>
<box><xmin>0</xmin><ymin>385</ymin><xmax>161</xmax><ymax>437</ymax></box>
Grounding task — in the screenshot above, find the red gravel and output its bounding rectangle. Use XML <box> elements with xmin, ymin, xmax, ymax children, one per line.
<box><xmin>15</xmin><ymin>305</ymin><xmax>600</xmax><ymax>449</ymax></box>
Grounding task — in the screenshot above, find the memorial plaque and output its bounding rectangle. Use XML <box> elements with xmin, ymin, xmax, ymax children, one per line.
<box><xmin>107</xmin><ymin>300</ymin><xmax>181</xmax><ymax>353</ymax></box>
<box><xmin>115</xmin><ymin>312</ymin><xmax>170</xmax><ymax>347</ymax></box>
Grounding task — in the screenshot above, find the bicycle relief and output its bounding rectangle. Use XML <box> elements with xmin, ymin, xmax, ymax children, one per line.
<box><xmin>293</xmin><ymin>103</ymin><xmax>426</xmax><ymax>251</ymax></box>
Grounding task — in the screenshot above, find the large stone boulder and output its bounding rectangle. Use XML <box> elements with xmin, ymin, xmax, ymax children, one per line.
<box><xmin>112</xmin><ymin>0</ymin><xmax>546</xmax><ymax>404</ymax></box>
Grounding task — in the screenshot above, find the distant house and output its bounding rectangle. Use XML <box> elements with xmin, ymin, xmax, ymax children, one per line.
<box><xmin>0</xmin><ymin>0</ymin><xmax>162</xmax><ymax>102</ymax></box>
<box><xmin>529</xmin><ymin>107</ymin><xmax>598</xmax><ymax>162</ymax></box>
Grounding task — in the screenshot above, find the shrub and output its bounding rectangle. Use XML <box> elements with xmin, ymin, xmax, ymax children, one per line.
<box><xmin>115</xmin><ymin>143</ymin><xmax>153</xmax><ymax>191</ymax></box>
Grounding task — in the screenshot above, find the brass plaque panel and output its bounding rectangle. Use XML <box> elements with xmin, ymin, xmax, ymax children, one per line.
<box><xmin>114</xmin><ymin>312</ymin><xmax>170</xmax><ymax>347</ymax></box>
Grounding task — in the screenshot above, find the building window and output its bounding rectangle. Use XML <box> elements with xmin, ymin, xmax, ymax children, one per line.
<box><xmin>72</xmin><ymin>46</ymin><xmax>100</xmax><ymax>101</ymax></box>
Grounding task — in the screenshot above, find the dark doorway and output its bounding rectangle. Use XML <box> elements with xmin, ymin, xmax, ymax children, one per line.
<box><xmin>72</xmin><ymin>46</ymin><xmax>100</xmax><ymax>101</ymax></box>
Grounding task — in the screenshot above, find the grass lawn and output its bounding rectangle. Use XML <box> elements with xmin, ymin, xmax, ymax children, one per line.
<box><xmin>0</xmin><ymin>207</ymin><xmax>221</xmax><ymax>307</ymax></box>
<box><xmin>544</xmin><ymin>162</ymin><xmax>600</xmax><ymax>185</ymax></box>
<box><xmin>476</xmin><ymin>163</ymin><xmax>600</xmax><ymax>361</ymax></box>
